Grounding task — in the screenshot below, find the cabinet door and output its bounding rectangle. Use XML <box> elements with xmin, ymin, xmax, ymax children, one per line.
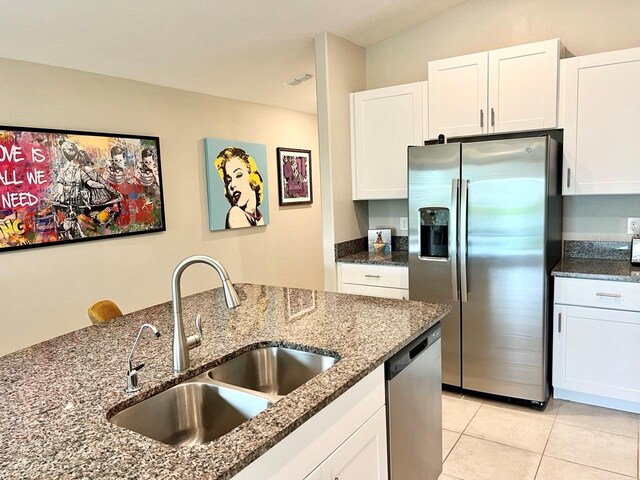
<box><xmin>553</xmin><ymin>304</ymin><xmax>640</xmax><ymax>402</ymax></box>
<box><xmin>428</xmin><ymin>52</ymin><xmax>488</xmax><ymax>139</ymax></box>
<box><xmin>563</xmin><ymin>47</ymin><xmax>640</xmax><ymax>194</ymax></box>
<box><xmin>351</xmin><ymin>82</ymin><xmax>426</xmax><ymax>200</ymax></box>
<box><xmin>488</xmin><ymin>39</ymin><xmax>560</xmax><ymax>134</ymax></box>
<box><xmin>323</xmin><ymin>406</ymin><xmax>388</xmax><ymax>480</ymax></box>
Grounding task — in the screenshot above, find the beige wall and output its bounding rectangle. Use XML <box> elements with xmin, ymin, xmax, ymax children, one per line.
<box><xmin>315</xmin><ymin>33</ymin><xmax>368</xmax><ymax>290</ymax></box>
<box><xmin>0</xmin><ymin>58</ymin><xmax>322</xmax><ymax>355</ymax></box>
<box><xmin>367</xmin><ymin>0</ymin><xmax>640</xmax><ymax>89</ymax></box>
<box><xmin>366</xmin><ymin>0</ymin><xmax>640</xmax><ymax>242</ymax></box>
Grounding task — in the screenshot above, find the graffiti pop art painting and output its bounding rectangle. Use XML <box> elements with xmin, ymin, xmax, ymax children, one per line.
<box><xmin>0</xmin><ymin>126</ymin><xmax>165</xmax><ymax>252</ymax></box>
<box><xmin>204</xmin><ymin>138</ymin><xmax>270</xmax><ymax>231</ymax></box>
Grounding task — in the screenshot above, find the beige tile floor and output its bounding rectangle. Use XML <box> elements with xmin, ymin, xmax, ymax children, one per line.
<box><xmin>439</xmin><ymin>392</ymin><xmax>640</xmax><ymax>480</ymax></box>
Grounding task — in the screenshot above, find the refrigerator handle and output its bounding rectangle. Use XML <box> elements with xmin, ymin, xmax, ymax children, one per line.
<box><xmin>460</xmin><ymin>179</ymin><xmax>469</xmax><ymax>303</ymax></box>
<box><xmin>450</xmin><ymin>179</ymin><xmax>459</xmax><ymax>301</ymax></box>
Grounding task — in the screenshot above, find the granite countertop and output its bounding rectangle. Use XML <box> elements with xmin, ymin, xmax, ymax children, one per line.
<box><xmin>552</xmin><ymin>258</ymin><xmax>640</xmax><ymax>282</ymax></box>
<box><xmin>0</xmin><ymin>284</ymin><xmax>448</xmax><ymax>479</ymax></box>
<box><xmin>336</xmin><ymin>250</ymin><xmax>409</xmax><ymax>267</ymax></box>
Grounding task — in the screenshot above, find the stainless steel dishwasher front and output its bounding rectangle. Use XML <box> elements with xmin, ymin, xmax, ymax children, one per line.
<box><xmin>385</xmin><ymin>322</ymin><xmax>442</xmax><ymax>480</ymax></box>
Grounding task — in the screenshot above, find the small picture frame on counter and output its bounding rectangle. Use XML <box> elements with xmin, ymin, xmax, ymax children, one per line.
<box><xmin>368</xmin><ymin>229</ymin><xmax>391</xmax><ymax>254</ymax></box>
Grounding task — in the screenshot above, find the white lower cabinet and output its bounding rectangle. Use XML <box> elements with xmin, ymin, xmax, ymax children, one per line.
<box><xmin>338</xmin><ymin>263</ymin><xmax>409</xmax><ymax>300</ymax></box>
<box><xmin>553</xmin><ymin>277</ymin><xmax>640</xmax><ymax>413</ymax></box>
<box><xmin>304</xmin><ymin>407</ymin><xmax>387</xmax><ymax>480</ymax></box>
<box><xmin>232</xmin><ymin>365</ymin><xmax>387</xmax><ymax>479</ymax></box>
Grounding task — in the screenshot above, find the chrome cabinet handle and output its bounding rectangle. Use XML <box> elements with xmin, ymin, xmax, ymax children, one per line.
<box><xmin>364</xmin><ymin>274</ymin><xmax>381</xmax><ymax>278</ymax></box>
<box><xmin>595</xmin><ymin>292</ymin><xmax>622</xmax><ymax>298</ymax></box>
<box><xmin>491</xmin><ymin>107</ymin><xmax>495</xmax><ymax>127</ymax></box>
<box><xmin>558</xmin><ymin>312</ymin><xmax>562</xmax><ymax>333</ymax></box>
<box><xmin>480</xmin><ymin>109</ymin><xmax>484</xmax><ymax>128</ymax></box>
<box><xmin>567</xmin><ymin>168</ymin><xmax>571</xmax><ymax>189</ymax></box>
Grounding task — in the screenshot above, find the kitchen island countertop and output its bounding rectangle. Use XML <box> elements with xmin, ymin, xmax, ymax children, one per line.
<box><xmin>0</xmin><ymin>283</ymin><xmax>448</xmax><ymax>479</ymax></box>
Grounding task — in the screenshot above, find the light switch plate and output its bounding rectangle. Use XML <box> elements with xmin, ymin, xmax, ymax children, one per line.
<box><xmin>400</xmin><ymin>217</ymin><xmax>408</xmax><ymax>231</ymax></box>
<box><xmin>627</xmin><ymin>218</ymin><xmax>640</xmax><ymax>235</ymax></box>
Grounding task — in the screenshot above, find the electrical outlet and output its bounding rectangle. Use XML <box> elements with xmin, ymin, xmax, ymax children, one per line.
<box><xmin>400</xmin><ymin>217</ymin><xmax>408</xmax><ymax>231</ymax></box>
<box><xmin>627</xmin><ymin>217</ymin><xmax>640</xmax><ymax>235</ymax></box>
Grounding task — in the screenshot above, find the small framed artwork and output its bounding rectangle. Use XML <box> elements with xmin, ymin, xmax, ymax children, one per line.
<box><xmin>368</xmin><ymin>229</ymin><xmax>392</xmax><ymax>254</ymax></box>
<box><xmin>276</xmin><ymin>147</ymin><xmax>312</xmax><ymax>206</ymax></box>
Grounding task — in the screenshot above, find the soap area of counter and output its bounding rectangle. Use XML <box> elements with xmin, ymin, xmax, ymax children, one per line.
<box><xmin>334</xmin><ymin>235</ymin><xmax>409</xmax><ymax>267</ymax></box>
<box><xmin>552</xmin><ymin>240</ymin><xmax>640</xmax><ymax>282</ymax></box>
<box><xmin>0</xmin><ymin>284</ymin><xmax>448</xmax><ymax>479</ymax></box>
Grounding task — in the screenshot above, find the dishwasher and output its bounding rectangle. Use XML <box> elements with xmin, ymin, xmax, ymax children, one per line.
<box><xmin>385</xmin><ymin>322</ymin><xmax>442</xmax><ymax>480</ymax></box>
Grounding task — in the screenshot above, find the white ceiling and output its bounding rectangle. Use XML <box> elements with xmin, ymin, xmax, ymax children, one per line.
<box><xmin>0</xmin><ymin>0</ymin><xmax>466</xmax><ymax>114</ymax></box>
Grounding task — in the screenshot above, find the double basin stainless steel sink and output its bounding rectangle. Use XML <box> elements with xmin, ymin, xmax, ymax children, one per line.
<box><xmin>109</xmin><ymin>346</ymin><xmax>338</xmax><ymax>446</ymax></box>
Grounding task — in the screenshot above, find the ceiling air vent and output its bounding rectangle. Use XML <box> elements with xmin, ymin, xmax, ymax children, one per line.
<box><xmin>284</xmin><ymin>74</ymin><xmax>313</xmax><ymax>86</ymax></box>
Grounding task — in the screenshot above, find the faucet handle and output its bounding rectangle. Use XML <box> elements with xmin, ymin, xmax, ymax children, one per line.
<box><xmin>187</xmin><ymin>314</ymin><xmax>203</xmax><ymax>349</ymax></box>
<box><xmin>130</xmin><ymin>363</ymin><xmax>145</xmax><ymax>373</ymax></box>
<box><xmin>195</xmin><ymin>313</ymin><xmax>203</xmax><ymax>338</ymax></box>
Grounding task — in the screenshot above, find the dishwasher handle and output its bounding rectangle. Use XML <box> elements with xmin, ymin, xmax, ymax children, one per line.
<box><xmin>385</xmin><ymin>323</ymin><xmax>441</xmax><ymax>381</ymax></box>
<box><xmin>410</xmin><ymin>340</ymin><xmax>429</xmax><ymax>359</ymax></box>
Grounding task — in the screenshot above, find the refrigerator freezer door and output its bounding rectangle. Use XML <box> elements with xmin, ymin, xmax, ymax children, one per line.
<box><xmin>461</xmin><ymin>137</ymin><xmax>548</xmax><ymax>401</ymax></box>
<box><xmin>409</xmin><ymin>143</ymin><xmax>461</xmax><ymax>386</ymax></box>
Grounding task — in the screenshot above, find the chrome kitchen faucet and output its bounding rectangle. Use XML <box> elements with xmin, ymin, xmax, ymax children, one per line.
<box><xmin>125</xmin><ymin>323</ymin><xmax>161</xmax><ymax>393</ymax></box>
<box><xmin>171</xmin><ymin>255</ymin><xmax>241</xmax><ymax>373</ymax></box>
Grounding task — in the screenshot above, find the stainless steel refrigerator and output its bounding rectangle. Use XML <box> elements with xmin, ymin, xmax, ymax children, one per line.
<box><xmin>408</xmin><ymin>134</ymin><xmax>562</xmax><ymax>404</ymax></box>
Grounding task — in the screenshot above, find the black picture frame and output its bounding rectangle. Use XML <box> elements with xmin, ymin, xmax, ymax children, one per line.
<box><xmin>0</xmin><ymin>124</ymin><xmax>166</xmax><ymax>253</ymax></box>
<box><xmin>276</xmin><ymin>147</ymin><xmax>313</xmax><ymax>206</ymax></box>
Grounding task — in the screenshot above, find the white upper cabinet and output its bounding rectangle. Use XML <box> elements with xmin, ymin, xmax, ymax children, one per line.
<box><xmin>428</xmin><ymin>52</ymin><xmax>488</xmax><ymax>139</ymax></box>
<box><xmin>563</xmin><ymin>47</ymin><xmax>640</xmax><ymax>195</ymax></box>
<box><xmin>428</xmin><ymin>39</ymin><xmax>561</xmax><ymax>139</ymax></box>
<box><xmin>351</xmin><ymin>82</ymin><xmax>427</xmax><ymax>200</ymax></box>
<box><xmin>489</xmin><ymin>39</ymin><xmax>561</xmax><ymax>133</ymax></box>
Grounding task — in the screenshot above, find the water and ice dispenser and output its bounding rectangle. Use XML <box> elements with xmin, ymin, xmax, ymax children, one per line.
<box><xmin>419</xmin><ymin>207</ymin><xmax>449</xmax><ymax>259</ymax></box>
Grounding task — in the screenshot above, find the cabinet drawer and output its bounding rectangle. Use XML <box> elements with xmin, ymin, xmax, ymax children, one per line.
<box><xmin>339</xmin><ymin>263</ymin><xmax>408</xmax><ymax>289</ymax></box>
<box><xmin>555</xmin><ymin>277</ymin><xmax>640</xmax><ymax>311</ymax></box>
<box><xmin>341</xmin><ymin>283</ymin><xmax>408</xmax><ymax>300</ymax></box>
